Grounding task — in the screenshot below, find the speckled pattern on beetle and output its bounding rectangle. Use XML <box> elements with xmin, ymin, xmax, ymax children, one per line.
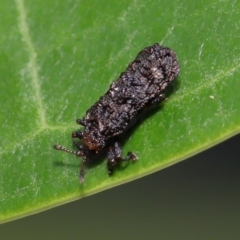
<box><xmin>54</xmin><ymin>43</ymin><xmax>180</xmax><ymax>183</ymax></box>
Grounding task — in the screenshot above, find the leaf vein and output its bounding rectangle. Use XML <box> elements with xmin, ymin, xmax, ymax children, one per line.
<box><xmin>15</xmin><ymin>0</ymin><xmax>46</xmax><ymax>126</ymax></box>
<box><xmin>170</xmin><ymin>62</ymin><xmax>240</xmax><ymax>103</ymax></box>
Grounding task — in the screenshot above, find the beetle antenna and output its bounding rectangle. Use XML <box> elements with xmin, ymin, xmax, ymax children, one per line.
<box><xmin>79</xmin><ymin>158</ymin><xmax>86</xmax><ymax>183</ymax></box>
<box><xmin>53</xmin><ymin>144</ymin><xmax>83</xmax><ymax>156</ymax></box>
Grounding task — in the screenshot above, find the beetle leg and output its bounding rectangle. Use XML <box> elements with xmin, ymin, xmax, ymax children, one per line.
<box><xmin>72</xmin><ymin>138</ymin><xmax>83</xmax><ymax>151</ymax></box>
<box><xmin>79</xmin><ymin>156</ymin><xmax>87</xmax><ymax>183</ymax></box>
<box><xmin>107</xmin><ymin>142</ymin><xmax>137</xmax><ymax>175</ymax></box>
<box><xmin>124</xmin><ymin>152</ymin><xmax>138</xmax><ymax>162</ymax></box>
<box><xmin>72</xmin><ymin>130</ymin><xmax>83</xmax><ymax>139</ymax></box>
<box><xmin>113</xmin><ymin>142</ymin><xmax>138</xmax><ymax>162</ymax></box>
<box><xmin>107</xmin><ymin>145</ymin><xmax>117</xmax><ymax>175</ymax></box>
<box><xmin>150</xmin><ymin>93</ymin><xmax>166</xmax><ymax>105</ymax></box>
<box><xmin>76</xmin><ymin>118</ymin><xmax>86</xmax><ymax>126</ymax></box>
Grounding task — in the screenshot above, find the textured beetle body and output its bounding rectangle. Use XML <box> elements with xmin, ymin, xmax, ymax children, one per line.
<box><xmin>54</xmin><ymin>43</ymin><xmax>180</xmax><ymax>182</ymax></box>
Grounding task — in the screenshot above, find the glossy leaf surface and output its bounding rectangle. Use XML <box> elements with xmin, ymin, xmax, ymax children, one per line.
<box><xmin>0</xmin><ymin>0</ymin><xmax>240</xmax><ymax>222</ymax></box>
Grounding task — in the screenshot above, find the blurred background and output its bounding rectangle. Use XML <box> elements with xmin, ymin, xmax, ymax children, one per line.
<box><xmin>0</xmin><ymin>134</ymin><xmax>239</xmax><ymax>240</ymax></box>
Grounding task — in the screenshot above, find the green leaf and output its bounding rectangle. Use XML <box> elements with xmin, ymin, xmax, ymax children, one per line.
<box><xmin>1</xmin><ymin>0</ymin><xmax>240</xmax><ymax>223</ymax></box>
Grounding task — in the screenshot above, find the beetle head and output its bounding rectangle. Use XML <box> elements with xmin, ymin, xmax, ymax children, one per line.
<box><xmin>82</xmin><ymin>130</ymin><xmax>105</xmax><ymax>153</ymax></box>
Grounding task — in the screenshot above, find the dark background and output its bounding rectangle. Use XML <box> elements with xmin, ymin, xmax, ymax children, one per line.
<box><xmin>1</xmin><ymin>134</ymin><xmax>240</xmax><ymax>240</ymax></box>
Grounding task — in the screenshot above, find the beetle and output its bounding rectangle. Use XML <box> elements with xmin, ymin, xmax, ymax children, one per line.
<box><xmin>54</xmin><ymin>43</ymin><xmax>180</xmax><ymax>182</ymax></box>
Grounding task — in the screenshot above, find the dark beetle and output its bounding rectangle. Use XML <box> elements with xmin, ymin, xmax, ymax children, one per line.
<box><xmin>54</xmin><ymin>43</ymin><xmax>180</xmax><ymax>182</ymax></box>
